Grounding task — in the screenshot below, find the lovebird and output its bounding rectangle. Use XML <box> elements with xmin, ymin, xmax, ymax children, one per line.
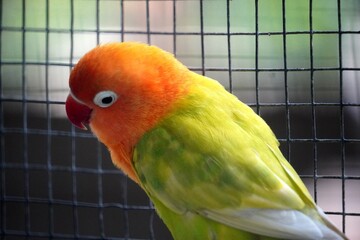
<box><xmin>65</xmin><ymin>42</ymin><xmax>348</xmax><ymax>240</ymax></box>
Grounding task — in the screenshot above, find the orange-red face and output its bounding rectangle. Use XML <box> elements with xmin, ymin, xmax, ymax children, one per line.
<box><xmin>65</xmin><ymin>42</ymin><xmax>190</xmax><ymax>148</ymax></box>
<box><xmin>66</xmin><ymin>43</ymin><xmax>136</xmax><ymax>131</ymax></box>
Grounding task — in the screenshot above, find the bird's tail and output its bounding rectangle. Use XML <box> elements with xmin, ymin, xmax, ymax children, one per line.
<box><xmin>316</xmin><ymin>207</ymin><xmax>349</xmax><ymax>240</ymax></box>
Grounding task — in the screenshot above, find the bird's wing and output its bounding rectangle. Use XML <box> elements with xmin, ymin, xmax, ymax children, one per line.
<box><xmin>132</xmin><ymin>83</ymin><xmax>344</xmax><ymax>239</ymax></box>
<box><xmin>133</xmin><ymin>125</ymin><xmax>343</xmax><ymax>239</ymax></box>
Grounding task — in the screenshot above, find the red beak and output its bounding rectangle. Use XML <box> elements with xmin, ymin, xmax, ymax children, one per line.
<box><xmin>65</xmin><ymin>94</ymin><xmax>92</xmax><ymax>130</ymax></box>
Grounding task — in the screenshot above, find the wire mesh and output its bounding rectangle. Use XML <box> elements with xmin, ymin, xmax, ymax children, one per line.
<box><xmin>1</xmin><ymin>0</ymin><xmax>360</xmax><ymax>239</ymax></box>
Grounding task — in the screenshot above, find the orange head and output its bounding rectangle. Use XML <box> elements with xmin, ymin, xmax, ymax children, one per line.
<box><xmin>65</xmin><ymin>42</ymin><xmax>191</xmax><ymax>181</ymax></box>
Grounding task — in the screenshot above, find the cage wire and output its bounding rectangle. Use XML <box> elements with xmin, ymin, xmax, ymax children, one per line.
<box><xmin>1</xmin><ymin>0</ymin><xmax>360</xmax><ymax>239</ymax></box>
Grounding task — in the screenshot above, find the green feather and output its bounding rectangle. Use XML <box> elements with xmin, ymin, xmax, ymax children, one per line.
<box><xmin>132</xmin><ymin>74</ymin><xmax>343</xmax><ymax>240</ymax></box>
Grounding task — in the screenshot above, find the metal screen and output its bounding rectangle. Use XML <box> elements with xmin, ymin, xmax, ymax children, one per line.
<box><xmin>1</xmin><ymin>0</ymin><xmax>359</xmax><ymax>239</ymax></box>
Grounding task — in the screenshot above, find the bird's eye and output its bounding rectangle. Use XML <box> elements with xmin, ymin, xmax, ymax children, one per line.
<box><xmin>93</xmin><ymin>91</ymin><xmax>118</xmax><ymax>108</ymax></box>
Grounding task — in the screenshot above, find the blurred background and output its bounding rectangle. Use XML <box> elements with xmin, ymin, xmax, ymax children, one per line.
<box><xmin>1</xmin><ymin>0</ymin><xmax>359</xmax><ymax>239</ymax></box>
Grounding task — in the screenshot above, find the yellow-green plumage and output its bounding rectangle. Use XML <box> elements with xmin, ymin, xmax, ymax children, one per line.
<box><xmin>133</xmin><ymin>72</ymin><xmax>344</xmax><ymax>240</ymax></box>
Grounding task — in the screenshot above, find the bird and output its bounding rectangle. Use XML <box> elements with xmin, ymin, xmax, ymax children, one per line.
<box><xmin>65</xmin><ymin>42</ymin><xmax>348</xmax><ymax>240</ymax></box>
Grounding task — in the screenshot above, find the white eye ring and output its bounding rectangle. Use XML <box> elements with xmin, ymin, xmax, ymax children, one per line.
<box><xmin>93</xmin><ymin>91</ymin><xmax>118</xmax><ymax>108</ymax></box>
